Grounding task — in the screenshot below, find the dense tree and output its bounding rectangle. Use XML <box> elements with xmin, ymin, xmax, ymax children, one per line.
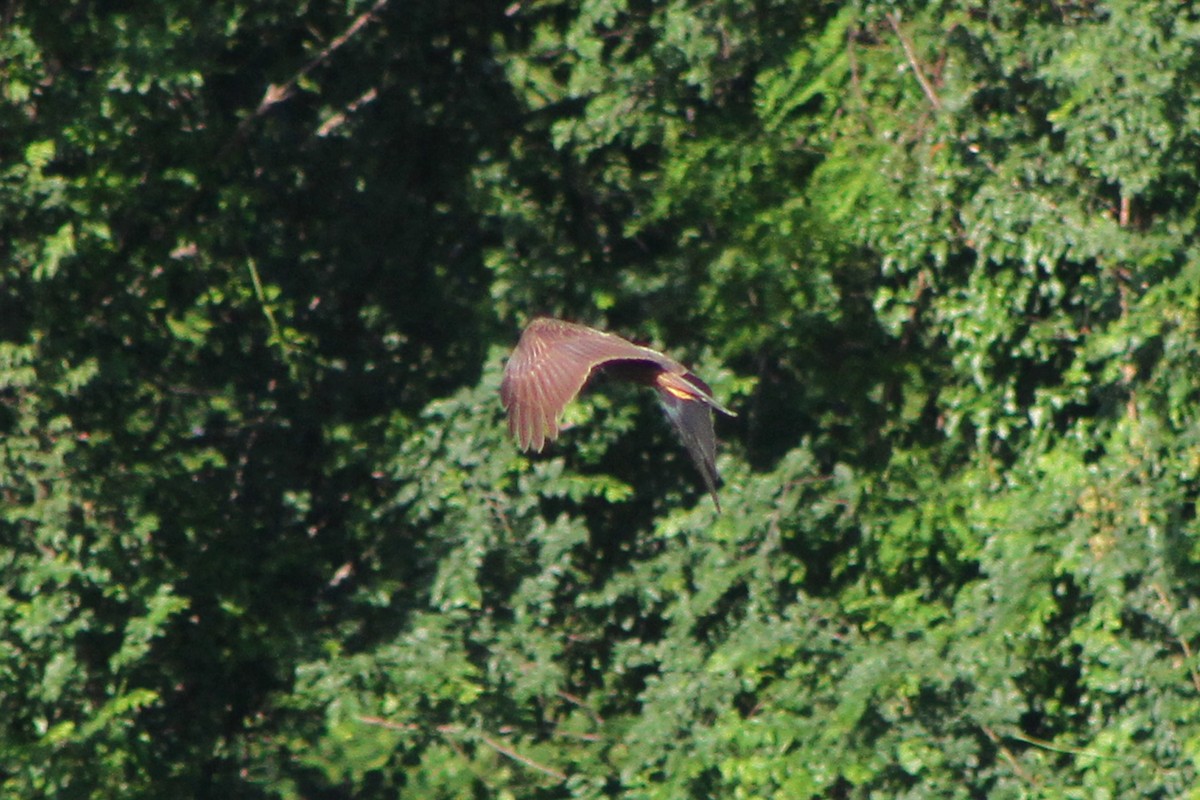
<box><xmin>3</xmin><ymin>0</ymin><xmax>1199</xmax><ymax>797</ymax></box>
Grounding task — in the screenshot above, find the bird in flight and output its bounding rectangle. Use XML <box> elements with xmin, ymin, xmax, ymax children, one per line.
<box><xmin>499</xmin><ymin>317</ymin><xmax>735</xmax><ymax>509</ymax></box>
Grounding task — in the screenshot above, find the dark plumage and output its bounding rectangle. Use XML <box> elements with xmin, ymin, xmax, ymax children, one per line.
<box><xmin>499</xmin><ymin>318</ymin><xmax>735</xmax><ymax>508</ymax></box>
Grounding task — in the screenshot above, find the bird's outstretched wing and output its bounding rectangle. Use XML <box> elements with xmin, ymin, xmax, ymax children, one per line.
<box><xmin>499</xmin><ymin>318</ymin><xmax>681</xmax><ymax>451</ymax></box>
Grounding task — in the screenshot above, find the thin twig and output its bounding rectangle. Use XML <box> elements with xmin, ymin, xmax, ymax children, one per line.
<box><xmin>550</xmin><ymin>728</ymin><xmax>603</xmax><ymax>742</ymax></box>
<box><xmin>478</xmin><ymin>733</ymin><xmax>568</xmax><ymax>782</ymax></box>
<box><xmin>245</xmin><ymin>259</ymin><xmax>301</xmax><ymax>378</ymax></box>
<box><xmin>357</xmin><ymin>716</ymin><xmax>568</xmax><ymax>782</ymax></box>
<box><xmin>245</xmin><ymin>260</ymin><xmax>280</xmax><ymax>343</ymax></box>
<box><xmin>1006</xmin><ymin>728</ymin><xmax>1116</xmax><ymax>762</ymax></box>
<box><xmin>254</xmin><ymin>0</ymin><xmax>391</xmax><ymax>117</ymax></box>
<box><xmin>1151</xmin><ymin>582</ymin><xmax>1200</xmax><ymax>695</ymax></box>
<box><xmin>557</xmin><ymin>689</ymin><xmax>604</xmax><ymax>726</ymax></box>
<box><xmin>846</xmin><ymin>28</ymin><xmax>875</xmax><ymax>134</ymax></box>
<box><xmin>316</xmin><ymin>87</ymin><xmax>379</xmax><ymax>137</ymax></box>
<box><xmin>220</xmin><ymin>0</ymin><xmax>391</xmax><ymax>158</ymax></box>
<box><xmin>886</xmin><ymin>12</ymin><xmax>942</xmax><ymax>111</ymax></box>
<box><xmin>358</xmin><ymin>715</ymin><xmax>453</xmax><ymax>733</ymax></box>
<box><xmin>229</xmin><ymin>427</ymin><xmax>259</xmax><ymax>502</ymax></box>
<box><xmin>980</xmin><ymin>724</ymin><xmax>1036</xmax><ymax>786</ymax></box>
<box><xmin>899</xmin><ymin>269</ymin><xmax>928</xmax><ymax>353</ymax></box>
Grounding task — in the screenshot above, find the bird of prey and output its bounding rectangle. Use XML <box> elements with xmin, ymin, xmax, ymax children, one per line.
<box><xmin>499</xmin><ymin>317</ymin><xmax>735</xmax><ymax>509</ymax></box>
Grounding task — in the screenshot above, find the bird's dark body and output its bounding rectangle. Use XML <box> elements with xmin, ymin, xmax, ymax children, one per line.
<box><xmin>598</xmin><ymin>360</ymin><xmax>667</xmax><ymax>385</ymax></box>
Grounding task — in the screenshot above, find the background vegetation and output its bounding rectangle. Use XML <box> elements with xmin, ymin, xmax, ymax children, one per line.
<box><xmin>3</xmin><ymin>0</ymin><xmax>1200</xmax><ymax>796</ymax></box>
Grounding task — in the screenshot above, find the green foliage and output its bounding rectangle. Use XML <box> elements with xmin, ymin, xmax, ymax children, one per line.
<box><xmin>3</xmin><ymin>0</ymin><xmax>1200</xmax><ymax>797</ymax></box>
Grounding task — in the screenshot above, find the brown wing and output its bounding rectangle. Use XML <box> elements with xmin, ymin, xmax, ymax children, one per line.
<box><xmin>499</xmin><ymin>318</ymin><xmax>682</xmax><ymax>451</ymax></box>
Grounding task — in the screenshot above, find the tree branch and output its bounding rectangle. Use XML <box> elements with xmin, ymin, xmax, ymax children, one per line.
<box><xmin>887</xmin><ymin>12</ymin><xmax>942</xmax><ymax>111</ymax></box>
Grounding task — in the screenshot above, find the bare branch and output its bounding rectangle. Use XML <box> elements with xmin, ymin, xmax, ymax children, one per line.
<box><xmin>357</xmin><ymin>716</ymin><xmax>568</xmax><ymax>782</ymax></box>
<box><xmin>254</xmin><ymin>0</ymin><xmax>391</xmax><ymax>117</ymax></box>
<box><xmin>478</xmin><ymin>733</ymin><xmax>568</xmax><ymax>782</ymax></box>
<box><xmin>887</xmin><ymin>12</ymin><xmax>942</xmax><ymax>111</ymax></box>
<box><xmin>980</xmin><ymin>724</ymin><xmax>1036</xmax><ymax>787</ymax></box>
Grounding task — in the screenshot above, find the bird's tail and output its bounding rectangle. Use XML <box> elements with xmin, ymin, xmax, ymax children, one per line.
<box><xmin>657</xmin><ymin>388</ymin><xmax>722</xmax><ymax>511</ymax></box>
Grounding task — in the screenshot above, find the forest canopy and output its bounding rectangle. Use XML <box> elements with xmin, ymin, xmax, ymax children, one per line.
<box><xmin>3</xmin><ymin>0</ymin><xmax>1200</xmax><ymax>797</ymax></box>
